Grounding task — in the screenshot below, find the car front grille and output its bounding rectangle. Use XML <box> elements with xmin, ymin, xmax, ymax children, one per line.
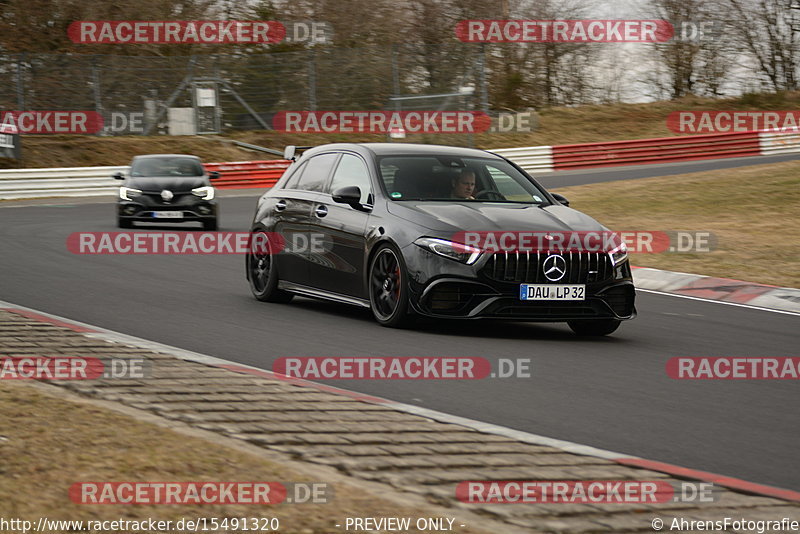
<box><xmin>488</xmin><ymin>301</ymin><xmax>600</xmax><ymax>317</ymax></box>
<box><xmin>482</xmin><ymin>251</ymin><xmax>614</xmax><ymax>284</ymax></box>
<box><xmin>141</xmin><ymin>192</ymin><xmax>192</xmax><ymax>205</ymax></box>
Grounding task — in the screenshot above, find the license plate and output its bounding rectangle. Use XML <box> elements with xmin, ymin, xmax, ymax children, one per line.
<box><xmin>152</xmin><ymin>211</ymin><xmax>183</xmax><ymax>219</ymax></box>
<box><xmin>520</xmin><ymin>284</ymin><xmax>585</xmax><ymax>301</ymax></box>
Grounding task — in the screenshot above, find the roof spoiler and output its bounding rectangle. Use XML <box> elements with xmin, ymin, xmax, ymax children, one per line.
<box><xmin>283</xmin><ymin>145</ymin><xmax>314</xmax><ymax>161</ymax></box>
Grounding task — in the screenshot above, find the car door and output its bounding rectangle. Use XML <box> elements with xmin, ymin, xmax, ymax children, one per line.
<box><xmin>306</xmin><ymin>152</ymin><xmax>374</xmax><ymax>298</ymax></box>
<box><xmin>272</xmin><ymin>153</ymin><xmax>338</xmax><ymax>287</ymax></box>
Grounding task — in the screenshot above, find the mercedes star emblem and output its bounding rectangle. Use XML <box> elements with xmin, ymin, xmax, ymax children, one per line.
<box><xmin>543</xmin><ymin>254</ymin><xmax>567</xmax><ymax>282</ymax></box>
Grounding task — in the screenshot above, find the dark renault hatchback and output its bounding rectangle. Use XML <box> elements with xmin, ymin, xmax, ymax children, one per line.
<box><xmin>247</xmin><ymin>143</ymin><xmax>635</xmax><ymax>336</ymax></box>
<box><xmin>115</xmin><ymin>154</ymin><xmax>219</xmax><ymax>230</ymax></box>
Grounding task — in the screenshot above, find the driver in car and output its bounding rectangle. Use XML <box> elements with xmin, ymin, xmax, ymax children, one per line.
<box><xmin>176</xmin><ymin>161</ymin><xmax>198</xmax><ymax>176</ymax></box>
<box><xmin>451</xmin><ymin>168</ymin><xmax>476</xmax><ymax>199</ymax></box>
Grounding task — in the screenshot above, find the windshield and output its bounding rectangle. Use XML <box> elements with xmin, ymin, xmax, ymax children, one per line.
<box><xmin>130</xmin><ymin>157</ymin><xmax>204</xmax><ymax>177</ymax></box>
<box><xmin>378</xmin><ymin>155</ymin><xmax>546</xmax><ymax>203</ymax></box>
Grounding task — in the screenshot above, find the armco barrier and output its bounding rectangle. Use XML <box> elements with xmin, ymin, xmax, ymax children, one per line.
<box><xmin>0</xmin><ymin>160</ymin><xmax>291</xmax><ymax>200</ymax></box>
<box><xmin>487</xmin><ymin>145</ymin><xmax>554</xmax><ymax>172</ymax></box>
<box><xmin>1</xmin><ymin>128</ymin><xmax>798</xmax><ymax>199</ymax></box>
<box><xmin>205</xmin><ymin>160</ymin><xmax>291</xmax><ymax>189</ymax></box>
<box><xmin>0</xmin><ymin>165</ymin><xmax>128</xmax><ymax>200</ymax></box>
<box><xmin>551</xmin><ymin>131</ymin><xmax>761</xmax><ymax>170</ymax></box>
<box><xmin>492</xmin><ymin>128</ymin><xmax>800</xmax><ymax>174</ymax></box>
<box><xmin>759</xmin><ymin>128</ymin><xmax>800</xmax><ymax>155</ymax></box>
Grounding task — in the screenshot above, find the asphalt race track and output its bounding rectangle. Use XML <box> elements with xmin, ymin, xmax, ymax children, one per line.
<box><xmin>1</xmin><ymin>167</ymin><xmax>798</xmax><ymax>492</ymax></box>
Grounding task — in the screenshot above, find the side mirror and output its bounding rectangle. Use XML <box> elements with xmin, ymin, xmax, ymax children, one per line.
<box><xmin>208</xmin><ymin>171</ymin><xmax>220</xmax><ymax>180</ymax></box>
<box><xmin>551</xmin><ymin>193</ymin><xmax>569</xmax><ymax>206</ymax></box>
<box><xmin>112</xmin><ymin>171</ymin><xmax>125</xmax><ymax>180</ymax></box>
<box><xmin>332</xmin><ymin>186</ymin><xmax>362</xmax><ymax>207</ymax></box>
<box><xmin>283</xmin><ymin>145</ymin><xmax>296</xmax><ymax>161</ymax></box>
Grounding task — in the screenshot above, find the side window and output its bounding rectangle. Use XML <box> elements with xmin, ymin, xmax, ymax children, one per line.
<box><xmin>328</xmin><ymin>154</ymin><xmax>372</xmax><ymax>204</ymax></box>
<box><xmin>295</xmin><ymin>153</ymin><xmax>338</xmax><ymax>192</ymax></box>
<box><xmin>282</xmin><ymin>161</ymin><xmax>307</xmax><ymax>190</ymax></box>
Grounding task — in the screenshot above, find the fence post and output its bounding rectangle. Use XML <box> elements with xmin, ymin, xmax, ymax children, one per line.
<box><xmin>391</xmin><ymin>44</ymin><xmax>400</xmax><ymax>111</ymax></box>
<box><xmin>144</xmin><ymin>55</ymin><xmax>196</xmax><ymax>135</ymax></box>
<box><xmin>91</xmin><ymin>56</ymin><xmax>104</xmax><ymax>135</ymax></box>
<box><xmin>16</xmin><ymin>53</ymin><xmax>26</xmax><ymax>110</ymax></box>
<box><xmin>478</xmin><ymin>44</ymin><xmax>488</xmax><ymax>113</ymax></box>
<box><xmin>307</xmin><ymin>49</ymin><xmax>317</xmax><ymax>111</ymax></box>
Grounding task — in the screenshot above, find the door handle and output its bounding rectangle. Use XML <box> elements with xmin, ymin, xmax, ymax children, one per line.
<box><xmin>315</xmin><ymin>205</ymin><xmax>328</xmax><ymax>218</ymax></box>
<box><xmin>275</xmin><ymin>199</ymin><xmax>287</xmax><ymax>211</ymax></box>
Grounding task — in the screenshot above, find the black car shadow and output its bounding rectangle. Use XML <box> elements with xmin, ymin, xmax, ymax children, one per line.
<box><xmin>273</xmin><ymin>295</ymin><xmax>627</xmax><ymax>343</ymax></box>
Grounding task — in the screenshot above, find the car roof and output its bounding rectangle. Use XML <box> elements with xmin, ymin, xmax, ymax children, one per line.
<box><xmin>301</xmin><ymin>143</ymin><xmax>503</xmax><ymax>160</ymax></box>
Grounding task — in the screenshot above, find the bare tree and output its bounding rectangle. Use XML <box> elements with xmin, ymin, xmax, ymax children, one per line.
<box><xmin>0</xmin><ymin>0</ymin><xmax>219</xmax><ymax>54</ymax></box>
<box><xmin>724</xmin><ymin>0</ymin><xmax>799</xmax><ymax>91</ymax></box>
<box><xmin>483</xmin><ymin>0</ymin><xmax>600</xmax><ymax>109</ymax></box>
<box><xmin>642</xmin><ymin>0</ymin><xmax>733</xmax><ymax>99</ymax></box>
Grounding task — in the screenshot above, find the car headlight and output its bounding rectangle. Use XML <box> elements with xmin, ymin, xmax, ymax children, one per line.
<box><xmin>191</xmin><ymin>186</ymin><xmax>215</xmax><ymax>200</ymax></box>
<box><xmin>414</xmin><ymin>237</ymin><xmax>482</xmax><ymax>265</ymax></box>
<box><xmin>609</xmin><ymin>240</ymin><xmax>628</xmax><ymax>266</ymax></box>
<box><xmin>119</xmin><ymin>187</ymin><xmax>142</xmax><ymax>201</ymax></box>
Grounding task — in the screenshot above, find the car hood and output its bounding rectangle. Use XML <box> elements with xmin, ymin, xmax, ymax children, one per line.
<box><xmin>387</xmin><ymin>201</ymin><xmax>606</xmax><ymax>234</ymax></box>
<box><xmin>125</xmin><ymin>176</ymin><xmax>208</xmax><ymax>192</ymax></box>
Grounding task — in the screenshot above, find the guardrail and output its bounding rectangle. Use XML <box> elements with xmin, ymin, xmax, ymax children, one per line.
<box><xmin>759</xmin><ymin>129</ymin><xmax>800</xmax><ymax>155</ymax></box>
<box><xmin>1</xmin><ymin>128</ymin><xmax>798</xmax><ymax>200</ymax></box>
<box><xmin>0</xmin><ymin>166</ymin><xmax>127</xmax><ymax>200</ymax></box>
<box><xmin>205</xmin><ymin>160</ymin><xmax>291</xmax><ymax>189</ymax></box>
<box><xmin>0</xmin><ymin>161</ymin><xmax>291</xmax><ymax>200</ymax></box>
<box><xmin>484</xmin><ymin>145</ymin><xmax>554</xmax><ymax>173</ymax></box>
<box><xmin>551</xmin><ymin>131</ymin><xmax>761</xmax><ymax>170</ymax></box>
<box><xmin>491</xmin><ymin>128</ymin><xmax>800</xmax><ymax>173</ymax></box>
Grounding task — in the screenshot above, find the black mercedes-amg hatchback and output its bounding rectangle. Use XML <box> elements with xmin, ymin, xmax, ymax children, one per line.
<box><xmin>247</xmin><ymin>143</ymin><xmax>635</xmax><ymax>335</ymax></box>
<box><xmin>115</xmin><ymin>154</ymin><xmax>219</xmax><ymax>230</ymax></box>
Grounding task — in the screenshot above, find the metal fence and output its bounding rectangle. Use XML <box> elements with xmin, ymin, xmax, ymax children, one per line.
<box><xmin>0</xmin><ymin>44</ymin><xmax>489</xmax><ymax>135</ymax></box>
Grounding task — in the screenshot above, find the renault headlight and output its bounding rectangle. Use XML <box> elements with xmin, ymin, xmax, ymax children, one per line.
<box><xmin>119</xmin><ymin>187</ymin><xmax>142</xmax><ymax>201</ymax></box>
<box><xmin>191</xmin><ymin>186</ymin><xmax>215</xmax><ymax>200</ymax></box>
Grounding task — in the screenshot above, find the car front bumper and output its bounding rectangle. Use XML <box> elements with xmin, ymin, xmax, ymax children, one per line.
<box><xmin>118</xmin><ymin>198</ymin><xmax>217</xmax><ymax>223</ymax></box>
<box><xmin>403</xmin><ymin>246</ymin><xmax>636</xmax><ymax>321</ymax></box>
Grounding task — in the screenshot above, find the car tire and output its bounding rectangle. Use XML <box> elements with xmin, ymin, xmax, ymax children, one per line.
<box><xmin>368</xmin><ymin>244</ymin><xmax>415</xmax><ymax>328</ymax></box>
<box><xmin>117</xmin><ymin>217</ymin><xmax>132</xmax><ymax>229</ymax></box>
<box><xmin>203</xmin><ymin>219</ymin><xmax>218</xmax><ymax>231</ymax></box>
<box><xmin>567</xmin><ymin>319</ymin><xmax>621</xmax><ymax>336</ymax></box>
<box><xmin>247</xmin><ymin>230</ymin><xmax>294</xmax><ymax>303</ymax></box>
